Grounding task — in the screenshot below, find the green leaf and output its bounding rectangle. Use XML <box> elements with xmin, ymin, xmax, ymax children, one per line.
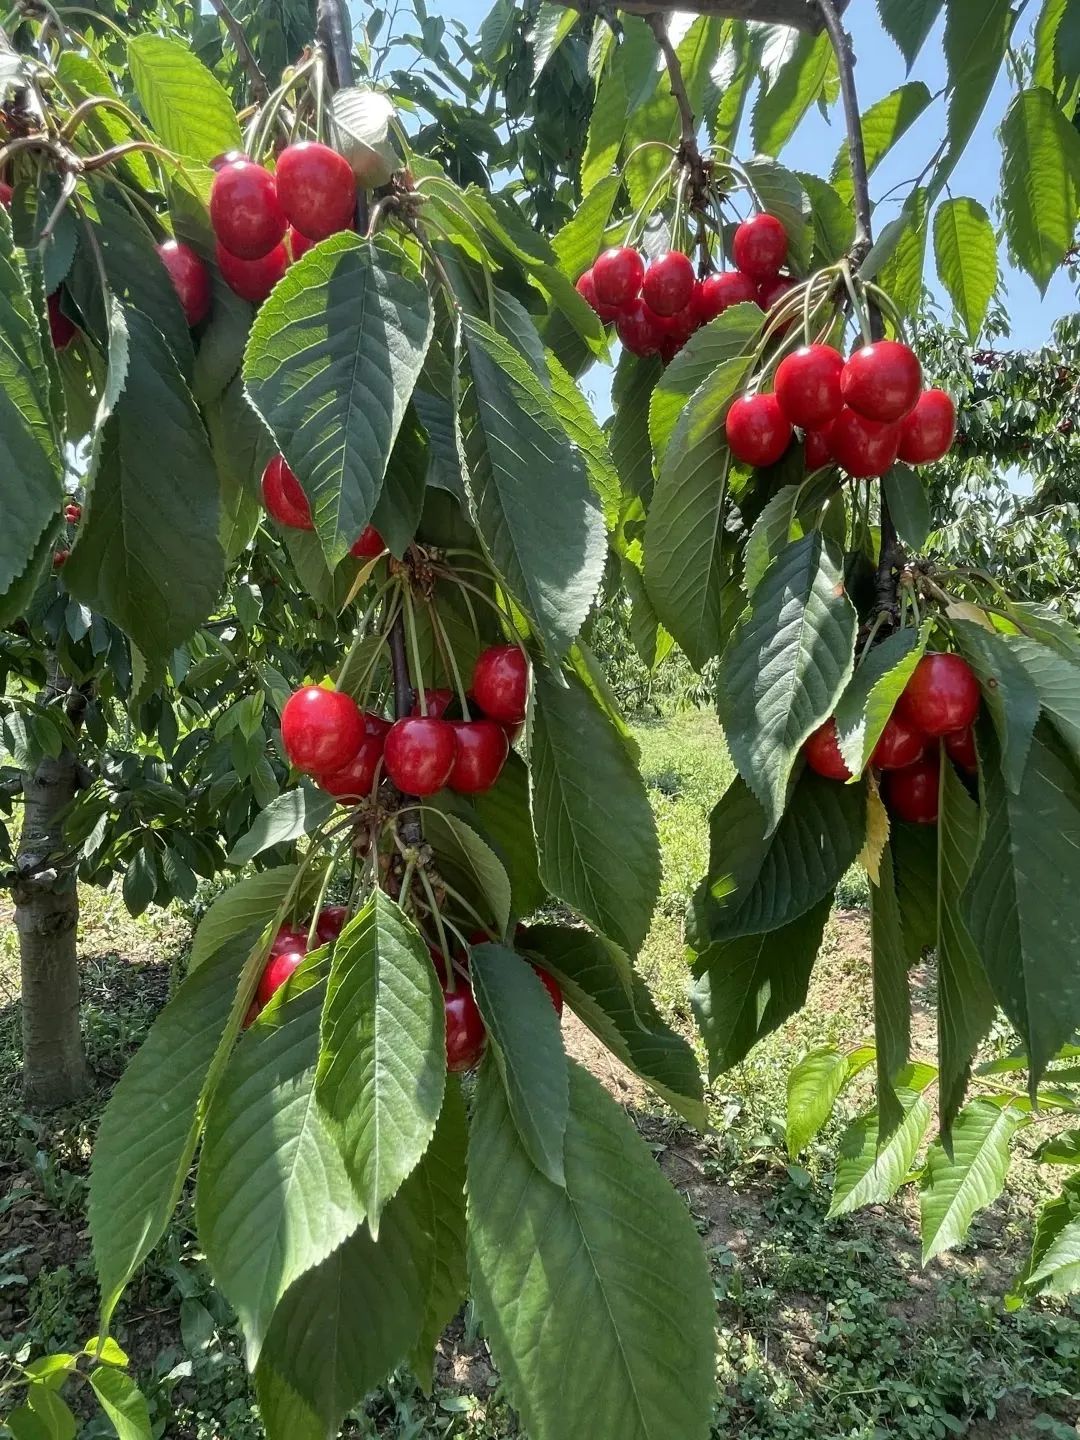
<box><xmin>467</xmin><ymin>1059</ymin><xmax>715</xmax><ymax>1440</ymax></box>
<box><xmin>919</xmin><ymin>1100</ymin><xmax>1023</xmax><ymax>1262</ymax></box>
<box><xmin>450</xmin><ymin>751</ymin><xmax>546</xmax><ymax>917</ymax></box>
<box><xmin>546</xmin><ymin>351</ymin><xmax>621</xmax><ymax>529</ymax></box>
<box><xmin>227</xmin><ymin>782</ymin><xmax>336</xmax><ymax>867</ymax></box>
<box><xmin>88</xmin><ymin>1367</ymin><xmax>152</xmax><ymax>1440</ymax></box>
<box><xmin>316</xmin><ymin>892</ymin><xmax>445</xmax><ymax>1231</ymax></box>
<box><xmin>205</xmin><ymin>377</ymin><xmax>265</xmax><ymax>561</ymax></box>
<box><xmin>877</xmin><ymin>0</ymin><xmax>944</xmax><ymax>67</ymax></box>
<box><xmin>11</xmin><ymin>173</ymin><xmax>77</xmax><ymax>295</ymax></box>
<box><xmin>870</xmin><ymin>845</ymin><xmax>912</xmax><ymax>1137</ymax></box>
<box><xmin>522</xmin><ymin>923</ymin><xmax>705</xmax><ymax>1126</ymax></box>
<box><xmin>691</xmin><ymin>899</ymin><xmax>832</xmax><ymax>1077</ymax></box>
<box><xmin>648</xmin><ymin>302</ymin><xmax>762</xmax><ymax>463</ymax></box>
<box><xmin>26</xmin><ymin>1385</ymin><xmax>75</xmax><ymax>1440</ymax></box>
<box><xmin>744</xmin><ymin>479</ymin><xmax>837</xmax><ymax>597</ymax></box>
<box><xmin>1026</xmin><ymin>1178</ymin><xmax>1080</xmax><ymax>1295</ymax></box>
<box><xmin>532</xmin><ymin>1</ymin><xmax>578</xmax><ymax>78</ymax></box>
<box><xmin>964</xmin><ymin>722</ymin><xmax>1080</xmax><ymax>1086</ymax></box>
<box><xmin>552</xmin><ymin>173</ymin><xmax>621</xmax><ymax>280</ymax></box>
<box><xmin>54</xmin><ymin>52</ymin><xmax>154</xmax><ymax>191</ymax></box>
<box><xmin>530</xmin><ymin>668</ymin><xmax>659</xmax><ymax>955</ymax></box>
<box><xmin>470</xmin><ymin>943</ymin><xmax>569</xmax><ymax>1184</ymax></box>
<box><xmin>877</xmin><ymin>187</ymin><xmax>929</xmax><ymax>317</ymax></box>
<box><xmin>740</xmin><ymin>157</ymin><xmax>813</xmax><ymax>271</ymax></box>
<box><xmin>881</xmin><ymin>463</ymin><xmax>931</xmax><ymax>550</ymax></box>
<box><xmin>64</xmin><ymin>310</ymin><xmax>224</xmax><ymax>660</ymax></box>
<box><xmin>1035</xmin><ymin>1129</ymin><xmax>1080</xmax><ymax>1164</ymax></box>
<box><xmin>752</xmin><ymin>29</ymin><xmax>833</xmax><ymax>156</ymax></box>
<box><xmin>196</xmin><ymin>981</ymin><xmax>363</xmax><ymax>1367</ymax></box>
<box><xmin>128</xmin><ymin>35</ymin><xmax>243</xmax><ymax>164</ymax></box>
<box><xmin>933</xmin><ymin>197</ymin><xmax>998</xmax><ymax>341</ymax></box>
<box><xmin>832</xmin><ymin>83</ymin><xmax>932</xmax><ymax>203</ymax></box>
<box><xmin>717</xmin><ymin>534</ymin><xmax>857</xmax><ymax>831</ymax></box>
<box><xmin>798</xmin><ymin>171</ymin><xmax>855</xmax><ymax>262</ymax></box>
<box><xmin>833</xmin><ymin>625</ymin><xmax>926</xmax><ymax>777</ymax></box>
<box><xmin>458</xmin><ymin>315</ymin><xmax>605</xmax><ymax>663</ymax></box>
<box><xmin>610</xmin><ymin>351</ymin><xmax>661</xmax><ymax>502</ymax></box>
<box><xmin>423</xmin><ymin>810</ymin><xmax>512</xmax><ymax>935</ymax></box>
<box><xmin>1000</xmin><ymin>86</ymin><xmax>1080</xmax><ymax>293</ymax></box>
<box><xmin>372</xmin><ymin>406</ymin><xmax>428</xmax><ymax>556</ymax></box>
<box><xmin>893</xmin><ymin>819</ymin><xmax>940</xmax><ymax>965</ymax></box>
<box><xmin>330</xmin><ymin>86</ymin><xmax>397</xmax><ymax>187</ymax></box>
<box><xmin>786</xmin><ymin>1046</ymin><xmax>848</xmax><ymax>1157</ymax></box>
<box><xmin>410</xmin><ymin>1079</ymin><xmax>468</xmax><ymax>1384</ymax></box>
<box><xmin>244</xmin><ymin>234</ymin><xmax>433</xmax><ymax>565</ymax></box>
<box><xmin>951</xmin><ymin>621</ymin><xmax>1040</xmax><ymax>792</ymax></box>
<box><xmin>6</xmin><ymin>1409</ymin><xmax>51</xmax><ymax>1440</ymax></box>
<box><xmin>1008</xmin><ymin>635</ymin><xmax>1080</xmax><ymax>764</ymax></box>
<box><xmin>828</xmin><ymin>1089</ymin><xmax>932</xmax><ymax>1217</ymax></box>
<box><xmin>711</xmin><ymin>21</ymin><xmax>759</xmax><ymax>153</ymax></box>
<box><xmin>939</xmin><ymin>0</ymin><xmax>1014</xmax><ymax>183</ymax></box>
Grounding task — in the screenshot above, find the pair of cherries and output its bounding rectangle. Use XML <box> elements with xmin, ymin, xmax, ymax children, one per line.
<box><xmin>726</xmin><ymin>339</ymin><xmax>956</xmax><ymax>477</ymax></box>
<box><xmin>576</xmin><ymin>212</ymin><xmax>793</xmax><ymax>362</ymax></box>
<box><xmin>805</xmin><ymin>653</ymin><xmax>980</xmax><ymax>824</ymax></box>
<box><xmin>243</xmin><ymin>904</ymin><xmax>350</xmax><ymax>1025</ymax></box>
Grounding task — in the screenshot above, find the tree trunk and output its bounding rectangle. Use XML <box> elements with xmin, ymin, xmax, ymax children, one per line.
<box><xmin>13</xmin><ymin>714</ymin><xmax>90</xmax><ymax>1110</ymax></box>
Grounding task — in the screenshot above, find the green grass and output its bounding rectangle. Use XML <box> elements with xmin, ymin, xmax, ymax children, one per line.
<box><xmin>1</xmin><ymin>711</ymin><xmax>1078</xmax><ymax>1438</ymax></box>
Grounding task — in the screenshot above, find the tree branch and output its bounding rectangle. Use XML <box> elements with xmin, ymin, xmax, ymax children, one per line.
<box><xmin>544</xmin><ymin>0</ymin><xmax>839</xmax><ymax>32</ymax></box>
<box><xmin>646</xmin><ymin>13</ymin><xmax>695</xmax><ymax>152</ymax></box>
<box><xmin>207</xmin><ymin>0</ymin><xmax>270</xmax><ymax>105</ymax></box>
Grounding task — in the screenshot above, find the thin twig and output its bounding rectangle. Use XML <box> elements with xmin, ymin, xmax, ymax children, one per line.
<box><xmin>207</xmin><ymin>0</ymin><xmax>270</xmax><ymax>103</ymax></box>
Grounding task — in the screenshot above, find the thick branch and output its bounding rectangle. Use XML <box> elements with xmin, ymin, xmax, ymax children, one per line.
<box><xmin>207</xmin><ymin>0</ymin><xmax>269</xmax><ymax>104</ymax></box>
<box><xmin>316</xmin><ymin>0</ymin><xmax>356</xmax><ymax>87</ymax></box>
<box><xmin>646</xmin><ymin>13</ymin><xmax>695</xmax><ymax>152</ymax></box>
<box><xmin>546</xmin><ymin>0</ymin><xmax>839</xmax><ymax>32</ymax></box>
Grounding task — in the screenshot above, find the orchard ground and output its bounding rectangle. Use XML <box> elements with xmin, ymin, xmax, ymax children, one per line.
<box><xmin>1</xmin><ymin>712</ymin><xmax>1078</xmax><ymax>1440</ymax></box>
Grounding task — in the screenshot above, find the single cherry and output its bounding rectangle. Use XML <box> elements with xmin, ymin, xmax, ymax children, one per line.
<box><xmin>317</xmin><ymin>719</ymin><xmax>386</xmax><ymax>803</ymax></box>
<box><xmin>256</xmin><ymin>947</ymin><xmax>305</xmax><ymax>1008</ymax></box>
<box><xmin>898</xmin><ymin>389</ymin><xmax>957</xmax><ymax>464</ymax></box>
<box><xmin>593</xmin><ymin>247</ymin><xmax>645</xmax><ymax>309</ymax></box>
<box><xmin>52</xmin><ymin>548</ymin><xmax>69</xmax><ymax>568</ymax></box>
<box><xmin>261</xmin><ymin>455</ymin><xmax>313</xmax><ymax>531</ymax></box>
<box><xmin>444</xmin><ymin>982</ymin><xmax>486</xmax><ymax>1072</ymax></box>
<box><xmin>732</xmin><ymin>213</ymin><xmax>788</xmax><ymax>280</ymax></box>
<box><xmin>411</xmin><ymin>688</ymin><xmax>453</xmax><ymax>718</ymax></box>
<box><xmin>885</xmin><ymin>757</ymin><xmax>940</xmax><ymax>825</ymax></box>
<box><xmin>841</xmin><ymin>341</ymin><xmax>923</xmax><ymax>423</ymax></box>
<box><xmin>47</xmin><ymin>291</ymin><xmax>76</xmax><ymax>349</ymax></box>
<box><xmin>870</xmin><ymin>711</ymin><xmax>927</xmax><ymax>771</ymax></box>
<box><xmin>642</xmin><ymin>252</ymin><xmax>696</xmax><ymax>317</ymax></box>
<box><xmin>157</xmin><ymin>240</ymin><xmax>211</xmax><ymax>327</ymax></box>
<box><xmin>280</xmin><ymin>685</ymin><xmax>365</xmax><ymax>774</ymax></box>
<box><xmin>384</xmin><ymin>716</ymin><xmax>457</xmax><ymax>796</ymax></box>
<box><xmin>898</xmin><ymin>653</ymin><xmax>980</xmax><ymax>737</ymax></box>
<box><xmin>616</xmin><ymin>298</ymin><xmax>663</xmax><ymax>357</ymax></box>
<box><xmin>725</xmin><ymin>392</ymin><xmax>792</xmax><ymax>467</ymax></box>
<box><xmin>533</xmin><ymin>965</ymin><xmax>564</xmax><ymax>1017</ymax></box>
<box><xmin>63</xmin><ymin>502</ymin><xmax>81</xmax><ymax>524</ymax></box>
<box><xmin>449</xmin><ymin>720</ymin><xmax>509</xmax><ymax>794</ymax></box>
<box><xmin>0</xmin><ymin>180</ymin><xmax>12</xmax><ymax>207</ymax></box>
<box><xmin>315</xmin><ymin>905</ymin><xmax>349</xmax><ymax>944</ymax></box>
<box><xmin>774</xmin><ymin>344</ymin><xmax>845</xmax><ymax>430</ymax></box>
<box><xmin>693</xmin><ymin>270</ymin><xmax>759</xmax><ymax>323</ymax></box>
<box><xmin>576</xmin><ymin>268</ymin><xmax>618</xmax><ymax>322</ymax></box>
<box><xmin>209</xmin><ymin>149</ymin><xmax>247</xmax><ymax>172</ymax></box>
<box><xmin>210</xmin><ymin>158</ymin><xmax>286</xmax><ymax>259</ymax></box>
<box><xmin>757</xmin><ymin>275</ymin><xmax>796</xmax><ymax>314</ymax></box>
<box><xmin>270</xmin><ymin>923</ymin><xmax>309</xmax><ymax>957</ymax></box>
<box><xmin>350</xmin><ymin>525</ymin><xmax>384</xmax><ymax>559</ymax></box>
<box><xmin>803</xmin><ymin>719</ymin><xmax>851</xmax><ymax>781</ymax></box>
<box><xmin>472</xmin><ymin>645</ymin><xmax>529</xmax><ymax>724</ymax></box>
<box><xmin>215</xmin><ymin>241</ymin><xmax>289</xmax><ymax>303</ymax></box>
<box><xmin>945</xmin><ymin>726</ymin><xmax>977</xmax><ymax>773</ymax></box>
<box><xmin>804</xmin><ymin>427</ymin><xmax>833</xmax><ymax>469</ymax></box>
<box><xmin>274</xmin><ymin>141</ymin><xmax>357</xmax><ymax>242</ymax></box>
<box><xmin>829</xmin><ymin>407</ymin><xmax>901</xmax><ymax>478</ymax></box>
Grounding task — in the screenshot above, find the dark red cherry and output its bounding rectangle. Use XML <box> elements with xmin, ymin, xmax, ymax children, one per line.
<box><xmin>317</xmin><ymin>716</ymin><xmax>387</xmax><ymax>803</ymax></box>
<box><xmin>803</xmin><ymin>719</ymin><xmax>851</xmax><ymax>780</ymax></box>
<box><xmin>829</xmin><ymin>407</ymin><xmax>902</xmax><ymax>478</ymax></box>
<box><xmin>449</xmin><ymin>720</ymin><xmax>509</xmax><ymax>794</ymax></box>
<box><xmin>945</xmin><ymin>726</ymin><xmax>977</xmax><ymax>773</ymax></box>
<box><xmin>870</xmin><ymin>711</ymin><xmax>927</xmax><ymax>771</ymax></box>
<box><xmin>350</xmin><ymin>525</ymin><xmax>384</xmax><ymax>559</ymax></box>
<box><xmin>280</xmin><ymin>686</ymin><xmax>365</xmax><ymax>774</ymax></box>
<box><xmin>63</xmin><ymin>502</ymin><xmax>81</xmax><ymax>524</ymax></box>
<box><xmin>274</xmin><ymin>141</ymin><xmax>356</xmax><ymax>241</ymax></box>
<box><xmin>757</xmin><ymin>275</ymin><xmax>796</xmax><ymax>316</ymax></box>
<box><xmin>533</xmin><ymin>965</ymin><xmax>564</xmax><ymax>1016</ymax></box>
<box><xmin>472</xmin><ymin>645</ymin><xmax>529</xmax><ymax>724</ymax></box>
<box><xmin>576</xmin><ymin>267</ymin><xmax>619</xmax><ymax>322</ymax></box>
<box><xmin>898</xmin><ymin>654</ymin><xmax>980</xmax><ymax>737</ymax></box>
<box><xmin>444</xmin><ymin>982</ymin><xmax>486</xmax><ymax>1072</ymax></box>
<box><xmin>215</xmin><ymin>241</ymin><xmax>288</xmax><ymax>303</ymax></box>
<box><xmin>210</xmin><ymin>158</ymin><xmax>286</xmax><ymax>259</ymax></box>
<box><xmin>692</xmin><ymin>270</ymin><xmax>759</xmax><ymax>323</ymax></box>
<box><xmin>885</xmin><ymin>757</ymin><xmax>940</xmax><ymax>825</ymax></box>
<box><xmin>47</xmin><ymin>291</ymin><xmax>76</xmax><ymax>349</ymax></box>
<box><xmin>256</xmin><ymin>948</ymin><xmax>304</xmax><ymax>1007</ymax></box>
<box><xmin>270</xmin><ymin>923</ymin><xmax>309</xmax><ymax>957</ymax></box>
<box><xmin>774</xmin><ymin>344</ymin><xmax>845</xmax><ymax>430</ymax></box>
<box><xmin>383</xmin><ymin>716</ymin><xmax>457</xmax><ymax>796</ymax></box>
<box><xmin>898</xmin><ymin>389</ymin><xmax>956</xmax><ymax>464</ymax></box>
<box><xmin>157</xmin><ymin>240</ymin><xmax>211</xmax><ymax>327</ymax></box>
<box><xmin>287</xmin><ymin>227</ymin><xmax>316</xmax><ymax>262</ymax></box>
<box><xmin>315</xmin><ymin>905</ymin><xmax>349</xmax><ymax>943</ymax></box>
<box><xmin>616</xmin><ymin>298</ymin><xmax>663</xmax><ymax>357</ymax></box>
<box><xmin>411</xmin><ymin>688</ymin><xmax>454</xmax><ymax>719</ymax></box>
<box><xmin>804</xmin><ymin>427</ymin><xmax>833</xmax><ymax>469</ymax></box>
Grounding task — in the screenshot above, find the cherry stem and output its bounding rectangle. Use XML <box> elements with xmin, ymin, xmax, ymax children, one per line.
<box><xmin>438</xmin><ymin>878</ymin><xmax>491</xmax><ymax>934</ymax></box>
<box><xmin>401</xmin><ymin>587</ymin><xmax>427</xmax><ymax>716</ymax></box>
<box><xmin>417</xmin><ymin>867</ymin><xmax>453</xmax><ymax>987</ymax></box>
<box><xmin>429</xmin><ymin>598</ymin><xmax>471</xmax><ymax>720</ymax></box>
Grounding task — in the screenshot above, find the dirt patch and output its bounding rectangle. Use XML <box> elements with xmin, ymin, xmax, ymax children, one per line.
<box><xmin>560</xmin><ymin>1011</ymin><xmax>650</xmax><ymax>1108</ymax></box>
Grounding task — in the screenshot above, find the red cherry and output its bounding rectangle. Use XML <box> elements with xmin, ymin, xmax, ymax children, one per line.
<box><xmin>803</xmin><ymin>719</ymin><xmax>851</xmax><ymax>781</ymax></box>
<box><xmin>693</xmin><ymin>270</ymin><xmax>759</xmax><ymax>323</ymax></box>
<box><xmin>870</xmin><ymin>711</ymin><xmax>927</xmax><ymax>771</ymax></box>
<box><xmin>0</xmin><ymin>181</ymin><xmax>12</xmax><ymax>207</ymax></box>
<box><xmin>261</xmin><ymin>455</ymin><xmax>313</xmax><ymax>531</ymax></box>
<box><xmin>757</xmin><ymin>275</ymin><xmax>796</xmax><ymax>315</ymax></box>
<box><xmin>449</xmin><ymin>720</ymin><xmax>509</xmax><ymax>794</ymax></box>
<box><xmin>270</xmin><ymin>924</ymin><xmax>309</xmax><ymax>957</ymax></box>
<box><xmin>533</xmin><ymin>965</ymin><xmax>564</xmax><ymax>1017</ymax></box>
<box><xmin>945</xmin><ymin>726</ymin><xmax>977</xmax><ymax>773</ymax></box>
<box><xmin>841</xmin><ymin>341</ymin><xmax>923</xmax><ymax>423</ymax></box>
<box><xmin>47</xmin><ymin>291</ymin><xmax>76</xmax><ymax>349</ymax></box>
<box><xmin>898</xmin><ymin>654</ymin><xmax>980</xmax><ymax>737</ymax></box>
<box><xmin>315</xmin><ymin>905</ymin><xmax>349</xmax><ymax>943</ymax></box>
<box><xmin>655</xmin><ymin>302</ymin><xmax>697</xmax><ymax>353</ymax></box>
<box><xmin>732</xmin><ymin>213</ymin><xmax>788</xmax><ymax>280</ymax></box>
<box><xmin>256</xmin><ymin>947</ymin><xmax>304</xmax><ymax>1007</ymax></box>
<box><xmin>215</xmin><ymin>241</ymin><xmax>288</xmax><ymax>303</ymax></box>
<box><xmin>898</xmin><ymin>389</ymin><xmax>957</xmax><ymax>464</ymax></box>
<box><xmin>157</xmin><ymin>240</ymin><xmax>211</xmax><ymax>327</ymax></box>
<box><xmin>885</xmin><ymin>757</ymin><xmax>940</xmax><ymax>825</ymax></box>
<box><xmin>209</xmin><ymin>149</ymin><xmax>247</xmax><ymax>172</ymax></box>
<box><xmin>411</xmin><ymin>688</ymin><xmax>453</xmax><ymax>718</ymax></box>
<box><xmin>63</xmin><ymin>502</ymin><xmax>81</xmax><ymax>524</ymax></box>
<box><xmin>444</xmin><ymin>982</ymin><xmax>486</xmax><ymax>1072</ymax></box>
<box><xmin>287</xmin><ymin>226</ymin><xmax>316</xmax><ymax>262</ymax></box>
<box><xmin>350</xmin><ymin>525</ymin><xmax>384</xmax><ymax>559</ymax></box>
<box><xmin>52</xmin><ymin>548</ymin><xmax>69</xmax><ymax>568</ymax></box>
<box><xmin>576</xmin><ymin>268</ymin><xmax>618</xmax><ymax>322</ymax></box>
<box><xmin>274</xmin><ymin>141</ymin><xmax>357</xmax><ymax>242</ymax></box>
<box><xmin>616</xmin><ymin>298</ymin><xmax>663</xmax><ymax>357</ymax></box>
<box><xmin>804</xmin><ymin>428</ymin><xmax>833</xmax><ymax>469</ymax></box>
<box><xmin>725</xmin><ymin>393</ymin><xmax>792</xmax><ymax>467</ymax></box>
<box><xmin>592</xmin><ymin>247</ymin><xmax>645</xmax><ymax>309</ymax></box>
<box><xmin>472</xmin><ymin>645</ymin><xmax>529</xmax><ymax>724</ymax></box>
<box><xmin>642</xmin><ymin>252</ymin><xmax>696</xmax><ymax>317</ymax></box>
<box><xmin>774</xmin><ymin>344</ymin><xmax>845</xmax><ymax>430</ymax></box>
<box><xmin>384</xmin><ymin>716</ymin><xmax>457</xmax><ymax>796</ymax></box>
<box><xmin>317</xmin><ymin>716</ymin><xmax>387</xmax><ymax>803</ymax></box>
<box><xmin>280</xmin><ymin>685</ymin><xmax>365</xmax><ymax>773</ymax></box>
<box><xmin>210</xmin><ymin>159</ymin><xmax>286</xmax><ymax>259</ymax></box>
<box><xmin>829</xmin><ymin>407</ymin><xmax>902</xmax><ymax>478</ymax></box>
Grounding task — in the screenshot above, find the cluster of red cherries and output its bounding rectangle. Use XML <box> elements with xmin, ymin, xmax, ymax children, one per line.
<box><xmin>804</xmin><ymin>652</ymin><xmax>980</xmax><ymax>824</ymax></box>
<box><xmin>279</xmin><ymin>643</ymin><xmax>527</xmax><ymax>802</ymax></box>
<box><xmin>727</xmin><ymin>337</ymin><xmax>956</xmax><ymax>478</ymax></box>
<box><xmin>576</xmin><ymin>212</ymin><xmax>794</xmax><ymax>364</ymax></box>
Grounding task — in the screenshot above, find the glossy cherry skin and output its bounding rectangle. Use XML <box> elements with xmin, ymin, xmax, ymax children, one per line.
<box><xmin>209</xmin><ymin>149</ymin><xmax>247</xmax><ymax>172</ymax></box>
<box><xmin>384</xmin><ymin>716</ymin><xmax>457</xmax><ymax>796</ymax></box>
<box><xmin>841</xmin><ymin>341</ymin><xmax>922</xmax><ymax>423</ymax></box>
<box><xmin>870</xmin><ymin>711</ymin><xmax>927</xmax><ymax>771</ymax></box>
<box><xmin>945</xmin><ymin>726</ymin><xmax>977</xmax><ymax>773</ymax></box>
<box><xmin>316</xmin><ymin>905</ymin><xmax>349</xmax><ymax>943</ymax></box>
<box><xmin>63</xmin><ymin>502</ymin><xmax>81</xmax><ymax>524</ymax></box>
<box><xmin>616</xmin><ymin>297</ymin><xmax>663</xmax><ymax>357</ymax></box>
<box><xmin>210</xmin><ymin>158</ymin><xmax>286</xmax><ymax>259</ymax></box>
<box><xmin>444</xmin><ymin>982</ymin><xmax>486</xmax><ymax>1072</ymax></box>
<box><xmin>898</xmin><ymin>389</ymin><xmax>957</xmax><ymax>464</ymax></box>
<box><xmin>885</xmin><ymin>757</ymin><xmax>940</xmax><ymax>825</ymax></box>
<box><xmin>157</xmin><ymin>240</ymin><xmax>211</xmax><ymax>327</ymax></box>
<box><xmin>732</xmin><ymin>213</ymin><xmax>788</xmax><ymax>280</ymax></box>
<box><xmin>411</xmin><ymin>688</ymin><xmax>454</xmax><ymax>719</ymax></box>
<box><xmin>775</xmin><ymin>344</ymin><xmax>845</xmax><ymax>430</ymax></box>
<box><xmin>47</xmin><ymin>291</ymin><xmax>76</xmax><ymax>349</ymax></box>
<box><xmin>449</xmin><ymin>720</ymin><xmax>509</xmax><ymax>794</ymax></box>
<box><xmin>804</xmin><ymin>427</ymin><xmax>833</xmax><ymax>470</ymax></box>
<box><xmin>593</xmin><ymin>247</ymin><xmax>645</xmax><ymax>309</ymax></box>
<box><xmin>275</xmin><ymin>141</ymin><xmax>356</xmax><ymax>241</ymax></box>
<box><xmin>216</xmin><ymin>241</ymin><xmax>288</xmax><ymax>302</ymax></box>
<box><xmin>256</xmin><ymin>947</ymin><xmax>305</xmax><ymax>1008</ymax></box>
<box><xmin>472</xmin><ymin>645</ymin><xmax>529</xmax><ymax>724</ymax></box>
<box><xmin>533</xmin><ymin>965</ymin><xmax>564</xmax><ymax>1016</ymax></box>
<box><xmin>576</xmin><ymin>268</ymin><xmax>619</xmax><ymax>322</ymax></box>
<box><xmin>693</xmin><ymin>270</ymin><xmax>759</xmax><ymax>324</ymax></box>
<box><xmin>829</xmin><ymin>407</ymin><xmax>901</xmax><ymax>478</ymax></box>
<box><xmin>287</xmin><ymin>226</ymin><xmax>315</xmax><ymax>262</ymax></box>
<box><xmin>317</xmin><ymin>719</ymin><xmax>386</xmax><ymax>802</ymax></box>
<box><xmin>725</xmin><ymin>393</ymin><xmax>792</xmax><ymax>468</ymax></box>
<box><xmin>758</xmin><ymin>275</ymin><xmax>795</xmax><ymax>312</ymax></box>
<box><xmin>350</xmin><ymin>525</ymin><xmax>384</xmax><ymax>559</ymax></box>
<box><xmin>261</xmin><ymin>455</ymin><xmax>313</xmax><ymax>530</ymax></box>
<box><xmin>281</xmin><ymin>685</ymin><xmax>365</xmax><ymax>774</ymax></box>
<box><xmin>803</xmin><ymin>719</ymin><xmax>851</xmax><ymax>780</ymax></box>
<box><xmin>270</xmin><ymin>923</ymin><xmax>309</xmax><ymax>957</ymax></box>
<box><xmin>899</xmin><ymin>653</ymin><xmax>980</xmax><ymax>737</ymax></box>
<box><xmin>642</xmin><ymin>252</ymin><xmax>696</xmax><ymax>317</ymax></box>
